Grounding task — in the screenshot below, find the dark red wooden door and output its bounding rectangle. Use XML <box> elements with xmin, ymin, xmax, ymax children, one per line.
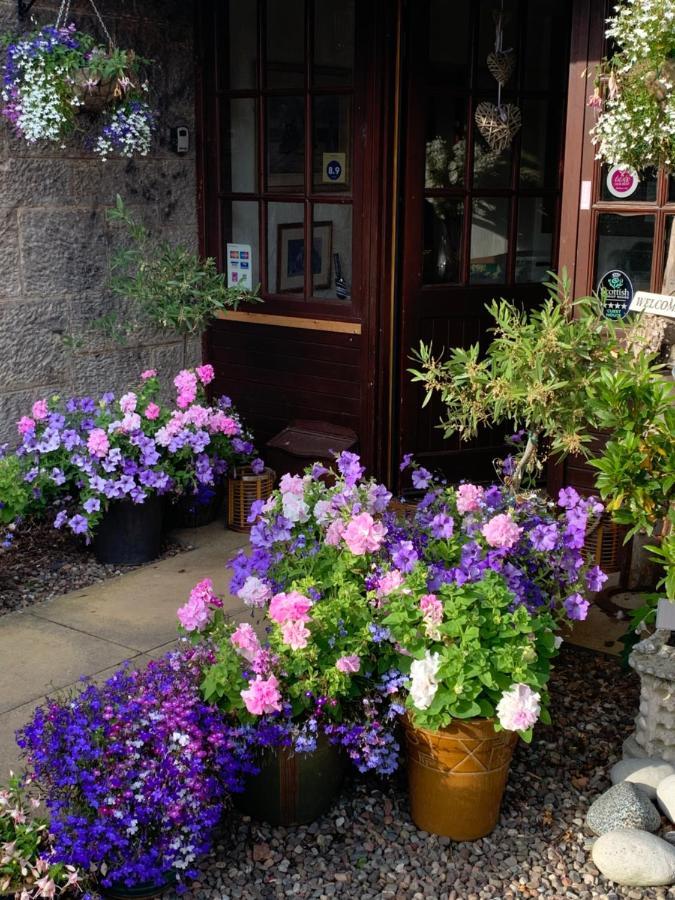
<box><xmin>397</xmin><ymin>0</ymin><xmax>571</xmax><ymax>483</ymax></box>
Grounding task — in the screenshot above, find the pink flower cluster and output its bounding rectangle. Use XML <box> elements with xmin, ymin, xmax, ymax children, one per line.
<box><xmin>420</xmin><ymin>593</ymin><xmax>443</xmax><ymax>632</ymax></box>
<box><xmin>87</xmin><ymin>428</ymin><xmax>110</xmax><ymax>459</ymax></box>
<box><xmin>237</xmin><ymin>575</ymin><xmax>272</xmax><ymax>608</ymax></box>
<box><xmin>342</xmin><ymin>512</ymin><xmax>387</xmax><ymax>556</ymax></box>
<box><xmin>32</xmin><ymin>399</ymin><xmax>48</xmax><ymax>421</ymax></box>
<box><xmin>173</xmin><ymin>366</ymin><xmax>215</xmax><ymax>410</ymax></box>
<box><xmin>230</xmin><ymin>622</ymin><xmax>261</xmax><ymax>662</ymax></box>
<box><xmin>336</xmin><ymin>654</ymin><xmax>360</xmax><ymax>674</ymax></box>
<box><xmin>177</xmin><ymin>578</ymin><xmax>221</xmax><ymax>632</ymax></box>
<box><xmin>376</xmin><ymin>568</ymin><xmax>403</xmax><ymax>598</ymax></box>
<box><xmin>269</xmin><ymin>590</ymin><xmax>313</xmax><ymax>651</ymax></box>
<box><xmin>17</xmin><ymin>415</ymin><xmax>35</xmax><ymax>436</ymax></box>
<box><xmin>456</xmin><ymin>483</ymin><xmax>485</xmax><ymax>514</ymax></box>
<box><xmin>241</xmin><ymin>674</ymin><xmax>283</xmax><ymax>715</ymax></box>
<box><xmin>481</xmin><ymin>513</ymin><xmax>523</xmax><ymax>549</ymax></box>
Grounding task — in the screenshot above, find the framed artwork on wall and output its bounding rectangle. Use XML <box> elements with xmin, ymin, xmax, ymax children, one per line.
<box><xmin>277</xmin><ymin>221</ymin><xmax>333</xmax><ymax>293</ymax></box>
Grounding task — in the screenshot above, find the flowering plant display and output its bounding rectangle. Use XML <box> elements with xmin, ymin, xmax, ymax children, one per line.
<box><xmin>1</xmin><ymin>23</ymin><xmax>156</xmax><ymax>158</ymax></box>
<box><xmin>590</xmin><ymin>0</ymin><xmax>675</xmax><ymax>170</ymax></box>
<box><xmin>16</xmin><ymin>647</ymin><xmax>245</xmax><ymax>894</ymax></box>
<box><xmin>179</xmin><ymin>453</ymin><xmax>404</xmax><ymax>776</ymax></box>
<box><xmin>375</xmin><ymin>469</ymin><xmax>606</xmax><ymax>741</ymax></box>
<box><xmin>0</xmin><ymin>772</ymin><xmax>89</xmax><ymax>898</ymax></box>
<box><xmin>5</xmin><ymin>366</ymin><xmax>261</xmax><ymax>541</ymax></box>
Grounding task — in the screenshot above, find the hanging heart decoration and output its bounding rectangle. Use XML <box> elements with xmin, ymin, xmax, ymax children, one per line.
<box><xmin>487</xmin><ymin>50</ymin><xmax>515</xmax><ymax>85</ymax></box>
<box><xmin>474</xmin><ymin>102</ymin><xmax>522</xmax><ymax>153</ymax></box>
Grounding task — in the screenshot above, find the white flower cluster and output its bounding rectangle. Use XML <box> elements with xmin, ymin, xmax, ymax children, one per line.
<box><xmin>592</xmin><ymin>0</ymin><xmax>675</xmax><ymax>169</ymax></box>
<box><xmin>1</xmin><ymin>51</ymin><xmax>70</xmax><ymax>143</ymax></box>
<box><xmin>607</xmin><ymin>0</ymin><xmax>675</xmax><ymax>73</ymax></box>
<box><xmin>94</xmin><ymin>103</ymin><xmax>154</xmax><ymax>160</ymax></box>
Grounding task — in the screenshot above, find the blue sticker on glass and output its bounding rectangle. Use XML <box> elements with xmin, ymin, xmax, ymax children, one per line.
<box><xmin>326</xmin><ymin>160</ymin><xmax>342</xmax><ymax>181</ymax></box>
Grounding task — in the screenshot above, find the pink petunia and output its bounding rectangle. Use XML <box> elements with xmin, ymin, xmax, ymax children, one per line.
<box><xmin>376</xmin><ymin>569</ymin><xmax>403</xmax><ymax>598</ymax></box>
<box><xmin>280</xmin><ymin>619</ymin><xmax>311</xmax><ymax>650</ymax></box>
<box><xmin>230</xmin><ymin>623</ymin><xmax>261</xmax><ymax>662</ymax></box>
<box><xmin>209</xmin><ymin>412</ymin><xmax>240</xmax><ymax>436</ymax></box>
<box><xmin>420</xmin><ymin>593</ymin><xmax>443</xmax><ymax>624</ymax></box>
<box><xmin>119</xmin><ymin>392</ymin><xmax>137</xmax><ymax>414</ymax></box>
<box><xmin>279</xmin><ymin>473</ymin><xmax>305</xmax><ymax>496</ymax></box>
<box><xmin>456</xmin><ymin>483</ymin><xmax>485</xmax><ymax>514</ymax></box>
<box><xmin>196</xmin><ymin>364</ymin><xmax>215</xmax><ymax>385</ymax></box>
<box><xmin>87</xmin><ymin>428</ymin><xmax>110</xmax><ymax>459</ymax></box>
<box><xmin>32</xmin><ymin>399</ymin><xmax>48</xmax><ymax>421</ymax></box>
<box><xmin>269</xmin><ymin>590</ymin><xmax>313</xmax><ymax>624</ymax></box>
<box><xmin>241</xmin><ymin>674</ymin><xmax>283</xmax><ymax>715</ymax></box>
<box><xmin>324</xmin><ymin>518</ymin><xmax>346</xmax><ymax>546</ymax></box>
<box><xmin>481</xmin><ymin>513</ymin><xmax>523</xmax><ymax>549</ymax></box>
<box><xmin>342</xmin><ymin>512</ymin><xmax>387</xmax><ymax>555</ymax></box>
<box><xmin>336</xmin><ymin>654</ymin><xmax>360</xmax><ymax>674</ymax></box>
<box><xmin>145</xmin><ymin>402</ymin><xmax>161</xmax><ymax>420</ymax></box>
<box><xmin>140</xmin><ymin>369</ymin><xmax>157</xmax><ymax>380</ymax></box>
<box><xmin>176</xmin><ymin>579</ymin><xmax>219</xmax><ymax>632</ymax></box>
<box><xmin>17</xmin><ymin>416</ymin><xmax>35</xmax><ymax>436</ymax></box>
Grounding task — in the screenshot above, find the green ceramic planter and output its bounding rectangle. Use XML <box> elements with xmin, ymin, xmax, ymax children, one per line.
<box><xmin>234</xmin><ymin>738</ymin><xmax>346</xmax><ymax>826</ymax></box>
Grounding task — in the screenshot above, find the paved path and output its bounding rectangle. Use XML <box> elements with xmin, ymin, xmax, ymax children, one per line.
<box><xmin>0</xmin><ymin>523</ymin><xmax>248</xmax><ymax>775</ymax></box>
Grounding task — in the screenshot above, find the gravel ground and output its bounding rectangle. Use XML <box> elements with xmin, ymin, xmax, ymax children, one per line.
<box><xmin>0</xmin><ymin>517</ymin><xmax>191</xmax><ymax>614</ymax></box>
<box><xmin>181</xmin><ymin>646</ymin><xmax>675</xmax><ymax>900</ymax></box>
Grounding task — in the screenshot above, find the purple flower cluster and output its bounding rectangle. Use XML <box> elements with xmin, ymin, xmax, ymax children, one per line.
<box><xmin>17</xmin><ymin>647</ymin><xmax>249</xmax><ymax>893</ymax></box>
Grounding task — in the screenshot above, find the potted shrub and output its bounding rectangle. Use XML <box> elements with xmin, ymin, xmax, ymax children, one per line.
<box><xmin>375</xmin><ymin>473</ymin><xmax>605</xmax><ymax>840</ymax></box>
<box><xmin>16</xmin><ymin>647</ymin><xmax>243</xmax><ymax>899</ymax></box>
<box><xmin>0</xmin><ymin>772</ymin><xmax>88</xmax><ymax>898</ymax></box>
<box><xmin>0</xmin><ymin>24</ymin><xmax>155</xmax><ymax>158</ymax></box>
<box><xmin>179</xmin><ymin>453</ymin><xmax>403</xmax><ymax>825</ymax></box>
<box><xmin>4</xmin><ymin>366</ymin><xmax>263</xmax><ymax>563</ymax></box>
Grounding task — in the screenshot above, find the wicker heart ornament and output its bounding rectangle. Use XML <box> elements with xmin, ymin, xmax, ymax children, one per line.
<box><xmin>474</xmin><ymin>102</ymin><xmax>522</xmax><ymax>152</ymax></box>
<box><xmin>487</xmin><ymin>50</ymin><xmax>515</xmax><ymax>85</ymax></box>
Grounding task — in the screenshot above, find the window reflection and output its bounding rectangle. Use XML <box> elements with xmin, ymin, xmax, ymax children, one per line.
<box><xmin>266</xmin><ymin>97</ymin><xmax>305</xmax><ymax>192</ymax></box>
<box><xmin>595</xmin><ymin>214</ymin><xmax>654</xmax><ymax>293</ymax></box>
<box><xmin>266</xmin><ymin>0</ymin><xmax>304</xmax><ymax>88</ymax></box>
<box><xmin>314</xmin><ymin>0</ymin><xmax>354</xmax><ymax>86</ymax></box>
<box><xmin>516</xmin><ymin>197</ymin><xmax>554</xmax><ymax>283</ymax></box>
<box><xmin>425</xmin><ymin>97</ymin><xmax>467</xmax><ymax>189</ymax></box>
<box><xmin>312</xmin><ymin>95</ymin><xmax>352</xmax><ymax>192</ymax></box>
<box><xmin>423</xmin><ymin>200</ymin><xmax>463</xmax><ymax>284</ymax></box>
<box><xmin>222</xmin><ymin>99</ymin><xmax>257</xmax><ymax>194</ymax></box>
<box><xmin>470</xmin><ymin>198</ymin><xmax>509</xmax><ymax>283</ymax></box>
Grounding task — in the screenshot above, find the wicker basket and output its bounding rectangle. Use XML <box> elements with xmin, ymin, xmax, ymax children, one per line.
<box><xmin>584</xmin><ymin>511</ymin><xmax>628</xmax><ymax>574</ymax></box>
<box><xmin>227</xmin><ymin>466</ymin><xmax>276</xmax><ymax>532</ymax></box>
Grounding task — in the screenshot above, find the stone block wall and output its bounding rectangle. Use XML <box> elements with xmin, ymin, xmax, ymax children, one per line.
<box><xmin>0</xmin><ymin>0</ymin><xmax>199</xmax><ymax>446</ymax></box>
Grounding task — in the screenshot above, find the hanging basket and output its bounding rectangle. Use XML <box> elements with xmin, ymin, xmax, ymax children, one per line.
<box><xmin>72</xmin><ymin>68</ymin><xmax>119</xmax><ymax>112</ymax></box>
<box><xmin>226</xmin><ymin>466</ymin><xmax>275</xmax><ymax>532</ymax></box>
<box><xmin>475</xmin><ymin>102</ymin><xmax>522</xmax><ymax>153</ymax></box>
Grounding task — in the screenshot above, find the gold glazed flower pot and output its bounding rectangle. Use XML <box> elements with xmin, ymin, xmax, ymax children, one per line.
<box><xmin>403</xmin><ymin>716</ymin><xmax>518</xmax><ymax>841</ymax></box>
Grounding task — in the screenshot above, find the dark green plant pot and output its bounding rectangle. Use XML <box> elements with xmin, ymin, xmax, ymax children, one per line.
<box><xmin>93</xmin><ymin>496</ymin><xmax>163</xmax><ymax>566</ymax></box>
<box><xmin>234</xmin><ymin>739</ymin><xmax>346</xmax><ymax>826</ymax></box>
<box><xmin>100</xmin><ymin>874</ymin><xmax>175</xmax><ymax>899</ymax></box>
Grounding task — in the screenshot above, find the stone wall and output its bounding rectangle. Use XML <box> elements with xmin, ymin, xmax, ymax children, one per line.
<box><xmin>0</xmin><ymin>0</ymin><xmax>199</xmax><ymax>446</ymax></box>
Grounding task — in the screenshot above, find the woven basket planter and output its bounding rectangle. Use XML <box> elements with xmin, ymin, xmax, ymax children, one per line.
<box><xmin>73</xmin><ymin>69</ymin><xmax>119</xmax><ymax>112</ymax></box>
<box><xmin>583</xmin><ymin>511</ymin><xmax>627</xmax><ymax>574</ymax></box>
<box><xmin>226</xmin><ymin>466</ymin><xmax>275</xmax><ymax>532</ymax></box>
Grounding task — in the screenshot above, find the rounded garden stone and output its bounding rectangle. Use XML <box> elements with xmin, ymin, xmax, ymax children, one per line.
<box><xmin>586</xmin><ymin>782</ymin><xmax>661</xmax><ymax>835</ymax></box>
<box><xmin>592</xmin><ymin>829</ymin><xmax>675</xmax><ymax>886</ymax></box>
<box><xmin>610</xmin><ymin>757</ymin><xmax>675</xmax><ymax>799</ymax></box>
<box><xmin>658</xmin><ymin>774</ymin><xmax>675</xmax><ymax>822</ymax></box>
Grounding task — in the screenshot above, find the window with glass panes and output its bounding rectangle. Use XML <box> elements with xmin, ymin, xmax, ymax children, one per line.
<box><xmin>214</xmin><ymin>0</ymin><xmax>357</xmax><ymax>311</ymax></box>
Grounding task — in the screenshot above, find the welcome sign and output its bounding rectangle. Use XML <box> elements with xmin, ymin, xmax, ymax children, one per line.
<box><xmin>629</xmin><ymin>291</ymin><xmax>675</xmax><ymax>319</ymax></box>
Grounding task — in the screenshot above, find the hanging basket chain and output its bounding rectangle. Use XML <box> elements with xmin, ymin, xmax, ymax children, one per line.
<box><xmin>55</xmin><ymin>0</ymin><xmax>115</xmax><ymax>48</ymax></box>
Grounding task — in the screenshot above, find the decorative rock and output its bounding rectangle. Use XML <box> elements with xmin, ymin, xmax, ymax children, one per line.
<box><xmin>592</xmin><ymin>829</ymin><xmax>675</xmax><ymax>886</ymax></box>
<box><xmin>586</xmin><ymin>782</ymin><xmax>661</xmax><ymax>835</ymax></box>
<box><xmin>610</xmin><ymin>758</ymin><xmax>675</xmax><ymax>799</ymax></box>
<box><xmin>657</xmin><ymin>774</ymin><xmax>675</xmax><ymax>822</ymax></box>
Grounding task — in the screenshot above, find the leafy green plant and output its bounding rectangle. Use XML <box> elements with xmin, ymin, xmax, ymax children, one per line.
<box><xmin>0</xmin><ymin>455</ymin><xmax>32</xmax><ymax>526</ymax></box>
<box><xmin>105</xmin><ymin>195</ymin><xmax>261</xmax><ymax>360</ymax></box>
<box><xmin>409</xmin><ymin>270</ymin><xmax>622</xmax><ymax>490</ymax></box>
<box><xmin>589</xmin><ymin>355</ymin><xmax>675</xmax><ymax>599</ymax></box>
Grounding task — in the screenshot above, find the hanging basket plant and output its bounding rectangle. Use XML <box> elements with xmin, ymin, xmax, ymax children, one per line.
<box><xmin>0</xmin><ymin>9</ymin><xmax>156</xmax><ymax>160</ymax></box>
<box><xmin>590</xmin><ymin>0</ymin><xmax>675</xmax><ymax>172</ymax></box>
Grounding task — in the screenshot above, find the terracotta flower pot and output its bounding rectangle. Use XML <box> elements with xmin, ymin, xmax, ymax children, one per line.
<box><xmin>403</xmin><ymin>716</ymin><xmax>518</xmax><ymax>841</ymax></box>
<box><xmin>234</xmin><ymin>737</ymin><xmax>346</xmax><ymax>826</ymax></box>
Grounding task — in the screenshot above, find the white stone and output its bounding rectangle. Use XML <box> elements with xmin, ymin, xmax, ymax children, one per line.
<box><xmin>629</xmin><ymin>633</ymin><xmax>675</xmax><ymax>764</ymax></box>
<box><xmin>592</xmin><ymin>829</ymin><xmax>675</xmax><ymax>886</ymax></box>
<box><xmin>623</xmin><ymin>734</ymin><xmax>652</xmax><ymax>760</ymax></box>
<box><xmin>610</xmin><ymin>758</ymin><xmax>675</xmax><ymax>799</ymax></box>
<box><xmin>658</xmin><ymin>774</ymin><xmax>675</xmax><ymax>822</ymax></box>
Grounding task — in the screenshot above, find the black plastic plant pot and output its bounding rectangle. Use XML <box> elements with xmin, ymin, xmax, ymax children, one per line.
<box><xmin>100</xmin><ymin>874</ymin><xmax>176</xmax><ymax>899</ymax></box>
<box><xmin>233</xmin><ymin>737</ymin><xmax>346</xmax><ymax>826</ymax></box>
<box><xmin>166</xmin><ymin>485</ymin><xmax>225</xmax><ymax>530</ymax></box>
<box><xmin>93</xmin><ymin>496</ymin><xmax>163</xmax><ymax>566</ymax></box>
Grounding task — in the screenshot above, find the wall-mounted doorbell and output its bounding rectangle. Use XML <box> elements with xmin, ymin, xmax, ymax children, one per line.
<box><xmin>170</xmin><ymin>126</ymin><xmax>190</xmax><ymax>155</ymax></box>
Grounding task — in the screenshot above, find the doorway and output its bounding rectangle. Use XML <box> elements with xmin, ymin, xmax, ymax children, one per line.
<box><xmin>395</xmin><ymin>0</ymin><xmax>571</xmax><ymax>484</ymax></box>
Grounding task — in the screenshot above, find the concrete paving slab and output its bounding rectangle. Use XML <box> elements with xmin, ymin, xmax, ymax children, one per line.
<box><xmin>0</xmin><ymin>613</ymin><xmax>137</xmax><ymax>714</ymax></box>
<box><xmin>29</xmin><ymin>526</ymin><xmax>248</xmax><ymax>653</ymax></box>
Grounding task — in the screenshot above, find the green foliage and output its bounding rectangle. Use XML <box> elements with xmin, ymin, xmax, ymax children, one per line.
<box><xmin>382</xmin><ymin>569</ymin><xmax>556</xmax><ymax>736</ymax></box>
<box><xmin>588</xmin><ymin>355</ymin><xmax>675</xmax><ymax>598</ymax></box>
<box><xmin>105</xmin><ymin>195</ymin><xmax>262</xmax><ymax>341</ymax></box>
<box><xmin>0</xmin><ymin>455</ymin><xmax>32</xmax><ymax>525</ymax></box>
<box><xmin>409</xmin><ymin>270</ymin><xmax>621</xmax><ymax>488</ymax></box>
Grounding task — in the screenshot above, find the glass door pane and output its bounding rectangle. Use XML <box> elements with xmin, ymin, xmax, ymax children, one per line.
<box><xmin>595</xmin><ymin>214</ymin><xmax>654</xmax><ymax>294</ymax></box>
<box><xmin>268</xmin><ymin>202</ymin><xmax>306</xmax><ymax>294</ymax></box>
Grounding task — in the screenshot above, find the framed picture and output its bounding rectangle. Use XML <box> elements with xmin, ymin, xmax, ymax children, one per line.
<box><xmin>277</xmin><ymin>222</ymin><xmax>333</xmax><ymax>293</ymax></box>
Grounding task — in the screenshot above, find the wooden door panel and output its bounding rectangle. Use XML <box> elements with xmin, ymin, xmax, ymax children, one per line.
<box><xmin>397</xmin><ymin>0</ymin><xmax>571</xmax><ymax>485</ymax></box>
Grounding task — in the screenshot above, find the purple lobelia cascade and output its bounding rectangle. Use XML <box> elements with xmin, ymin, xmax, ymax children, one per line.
<box><xmin>16</xmin><ymin>646</ymin><xmax>254</xmax><ymax>894</ymax></box>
